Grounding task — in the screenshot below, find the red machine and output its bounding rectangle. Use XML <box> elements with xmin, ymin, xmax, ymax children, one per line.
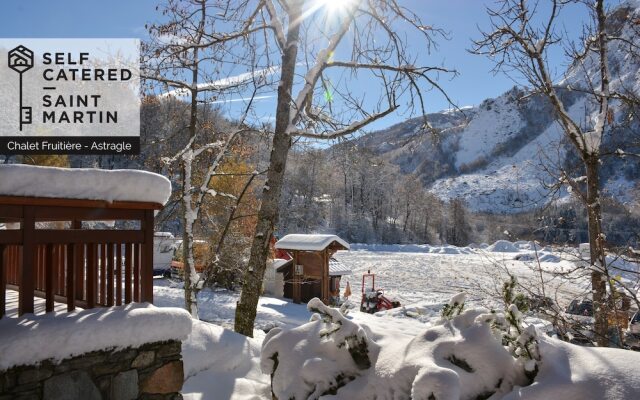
<box><xmin>360</xmin><ymin>270</ymin><xmax>401</xmax><ymax>313</ymax></box>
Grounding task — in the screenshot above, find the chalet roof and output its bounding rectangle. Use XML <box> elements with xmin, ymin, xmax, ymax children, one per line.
<box><xmin>272</xmin><ymin>259</ymin><xmax>293</xmax><ymax>271</ymax></box>
<box><xmin>274</xmin><ymin>234</ymin><xmax>350</xmax><ymax>251</ymax></box>
<box><xmin>271</xmin><ymin>258</ymin><xmax>293</xmax><ymax>272</ymax></box>
<box><xmin>329</xmin><ymin>258</ymin><xmax>351</xmax><ymax>276</ymax></box>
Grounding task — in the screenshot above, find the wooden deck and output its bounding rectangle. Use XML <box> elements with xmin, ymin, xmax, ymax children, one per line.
<box><xmin>4</xmin><ymin>288</ymin><xmax>72</xmax><ymax>318</ymax></box>
<box><xmin>0</xmin><ymin>195</ymin><xmax>161</xmax><ymax>317</ymax></box>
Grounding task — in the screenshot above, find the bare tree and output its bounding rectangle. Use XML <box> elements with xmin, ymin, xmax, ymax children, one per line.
<box><xmin>143</xmin><ymin>0</ymin><xmax>263</xmax><ymax>317</ymax></box>
<box><xmin>472</xmin><ymin>0</ymin><xmax>639</xmax><ymax>345</ymax></box>
<box><xmin>199</xmin><ymin>0</ymin><xmax>458</xmax><ymax>336</ymax></box>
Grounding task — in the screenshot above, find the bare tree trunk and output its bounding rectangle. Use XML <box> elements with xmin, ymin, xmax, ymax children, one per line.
<box><xmin>585</xmin><ymin>158</ymin><xmax>608</xmax><ymax>346</ymax></box>
<box><xmin>234</xmin><ymin>1</ymin><xmax>302</xmax><ymax>337</ymax></box>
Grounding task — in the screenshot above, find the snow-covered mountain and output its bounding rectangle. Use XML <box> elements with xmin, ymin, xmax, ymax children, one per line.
<box><xmin>354</xmin><ymin>2</ymin><xmax>640</xmax><ymax>214</ymax></box>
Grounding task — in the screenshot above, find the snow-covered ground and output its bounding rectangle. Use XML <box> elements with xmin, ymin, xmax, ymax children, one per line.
<box><xmin>338</xmin><ymin>242</ymin><xmax>593</xmax><ymax>310</ymax></box>
<box><xmin>152</xmin><ymin>241</ymin><xmax>640</xmax><ymax>399</ymax></box>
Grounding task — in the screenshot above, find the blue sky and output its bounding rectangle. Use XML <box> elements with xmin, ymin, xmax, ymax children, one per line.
<box><xmin>0</xmin><ymin>0</ymin><xmax>600</xmax><ymax>132</ymax></box>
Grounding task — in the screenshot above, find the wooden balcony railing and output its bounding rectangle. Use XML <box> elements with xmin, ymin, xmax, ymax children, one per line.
<box><xmin>0</xmin><ymin>196</ymin><xmax>162</xmax><ymax>317</ymax></box>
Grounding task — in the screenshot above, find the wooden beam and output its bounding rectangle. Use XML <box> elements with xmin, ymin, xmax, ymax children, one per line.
<box><xmin>322</xmin><ymin>249</ymin><xmax>329</xmax><ymax>304</ymax></box>
<box><xmin>32</xmin><ymin>206</ymin><xmax>145</xmax><ymax>221</ymax></box>
<box><xmin>100</xmin><ymin>244</ymin><xmax>106</xmax><ymax>305</ymax></box>
<box><xmin>44</xmin><ymin>244</ymin><xmax>56</xmax><ymax>312</ymax></box>
<box><xmin>66</xmin><ymin>244</ymin><xmax>75</xmax><ymax>312</ymax></box>
<box><xmin>124</xmin><ymin>244</ymin><xmax>132</xmax><ymax>304</ymax></box>
<box><xmin>33</xmin><ymin>230</ymin><xmax>144</xmax><ymax>244</ymax></box>
<box><xmin>86</xmin><ymin>243</ymin><xmax>97</xmax><ymax>309</ymax></box>
<box><xmin>20</xmin><ymin>206</ymin><xmax>35</xmax><ymax>316</ymax></box>
<box><xmin>0</xmin><ymin>195</ymin><xmax>163</xmax><ymax>210</ymax></box>
<box><xmin>0</xmin><ymin>205</ymin><xmax>24</xmax><ymax>219</ymax></box>
<box><xmin>293</xmin><ymin>251</ymin><xmax>300</xmax><ymax>304</ymax></box>
<box><xmin>116</xmin><ymin>243</ymin><xmax>122</xmax><ymax>306</ymax></box>
<box><xmin>0</xmin><ymin>245</ymin><xmax>5</xmax><ymax>318</ymax></box>
<box><xmin>133</xmin><ymin>244</ymin><xmax>140</xmax><ymax>302</ymax></box>
<box><xmin>45</xmin><ymin>244</ymin><xmax>54</xmax><ymax>312</ymax></box>
<box><xmin>72</xmin><ymin>221</ymin><xmax>83</xmax><ymax>302</ymax></box>
<box><xmin>0</xmin><ymin>230</ymin><xmax>21</xmax><ymax>245</ymax></box>
<box><xmin>107</xmin><ymin>243</ymin><xmax>114</xmax><ymax>306</ymax></box>
<box><xmin>141</xmin><ymin>210</ymin><xmax>154</xmax><ymax>303</ymax></box>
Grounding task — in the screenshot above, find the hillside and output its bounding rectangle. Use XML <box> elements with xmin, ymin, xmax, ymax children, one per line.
<box><xmin>352</xmin><ymin>2</ymin><xmax>640</xmax><ymax>214</ymax></box>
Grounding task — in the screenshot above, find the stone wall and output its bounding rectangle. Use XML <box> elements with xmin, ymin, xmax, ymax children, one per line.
<box><xmin>0</xmin><ymin>340</ymin><xmax>184</xmax><ymax>400</ymax></box>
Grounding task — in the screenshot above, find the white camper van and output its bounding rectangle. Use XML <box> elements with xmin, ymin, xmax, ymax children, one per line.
<box><xmin>153</xmin><ymin>232</ymin><xmax>179</xmax><ymax>277</ymax></box>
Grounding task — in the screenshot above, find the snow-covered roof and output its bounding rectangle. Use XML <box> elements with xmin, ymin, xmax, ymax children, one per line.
<box><xmin>0</xmin><ymin>164</ymin><xmax>172</xmax><ymax>205</ymax></box>
<box><xmin>274</xmin><ymin>234</ymin><xmax>349</xmax><ymax>251</ymax></box>
<box><xmin>155</xmin><ymin>231</ymin><xmax>175</xmax><ymax>238</ymax></box>
<box><xmin>329</xmin><ymin>258</ymin><xmax>351</xmax><ymax>276</ymax></box>
<box><xmin>271</xmin><ymin>259</ymin><xmax>293</xmax><ymax>270</ymax></box>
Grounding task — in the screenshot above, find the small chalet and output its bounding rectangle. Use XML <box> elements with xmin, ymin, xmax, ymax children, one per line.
<box><xmin>274</xmin><ymin>234</ymin><xmax>350</xmax><ymax>304</ymax></box>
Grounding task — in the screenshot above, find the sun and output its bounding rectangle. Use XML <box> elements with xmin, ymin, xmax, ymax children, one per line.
<box><xmin>319</xmin><ymin>0</ymin><xmax>355</xmax><ymax>14</ymax></box>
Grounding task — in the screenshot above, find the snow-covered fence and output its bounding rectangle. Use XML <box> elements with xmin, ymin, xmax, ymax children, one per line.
<box><xmin>0</xmin><ymin>165</ymin><xmax>171</xmax><ymax>317</ymax></box>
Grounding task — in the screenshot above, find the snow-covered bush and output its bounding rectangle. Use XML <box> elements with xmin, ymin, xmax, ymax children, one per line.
<box><xmin>262</xmin><ymin>292</ymin><xmax>544</xmax><ymax>400</ymax></box>
<box><xmin>261</xmin><ymin>298</ymin><xmax>377</xmax><ymax>399</ymax></box>
<box><xmin>441</xmin><ymin>292</ymin><xmax>466</xmax><ymax>319</ymax></box>
<box><xmin>476</xmin><ymin>276</ymin><xmax>540</xmax><ymax>384</ymax></box>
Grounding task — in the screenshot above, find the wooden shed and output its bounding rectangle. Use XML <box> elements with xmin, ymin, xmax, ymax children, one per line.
<box><xmin>274</xmin><ymin>234</ymin><xmax>350</xmax><ymax>304</ymax></box>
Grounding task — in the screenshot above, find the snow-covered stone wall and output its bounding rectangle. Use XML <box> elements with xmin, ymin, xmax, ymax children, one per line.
<box><xmin>0</xmin><ymin>339</ymin><xmax>184</xmax><ymax>400</ymax></box>
<box><xmin>0</xmin><ymin>304</ymin><xmax>192</xmax><ymax>399</ymax></box>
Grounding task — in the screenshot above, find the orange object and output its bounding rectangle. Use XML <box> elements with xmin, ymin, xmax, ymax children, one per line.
<box><xmin>343</xmin><ymin>281</ymin><xmax>352</xmax><ymax>298</ymax></box>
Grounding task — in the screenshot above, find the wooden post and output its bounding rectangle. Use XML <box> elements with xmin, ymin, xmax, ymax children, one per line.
<box><xmin>72</xmin><ymin>221</ymin><xmax>83</xmax><ymax>302</ymax></box>
<box><xmin>66</xmin><ymin>244</ymin><xmax>75</xmax><ymax>312</ymax></box>
<box><xmin>100</xmin><ymin>243</ymin><xmax>107</xmax><ymax>305</ymax></box>
<box><xmin>322</xmin><ymin>249</ymin><xmax>329</xmax><ymax>305</ymax></box>
<box><xmin>20</xmin><ymin>206</ymin><xmax>35</xmax><ymax>316</ymax></box>
<box><xmin>133</xmin><ymin>243</ymin><xmax>140</xmax><ymax>302</ymax></box>
<box><xmin>0</xmin><ymin>244</ymin><xmax>5</xmax><ymax>318</ymax></box>
<box><xmin>141</xmin><ymin>210</ymin><xmax>154</xmax><ymax>303</ymax></box>
<box><xmin>116</xmin><ymin>243</ymin><xmax>122</xmax><ymax>306</ymax></box>
<box><xmin>56</xmin><ymin>245</ymin><xmax>64</xmax><ymax>296</ymax></box>
<box><xmin>107</xmin><ymin>243</ymin><xmax>114</xmax><ymax>306</ymax></box>
<box><xmin>292</xmin><ymin>251</ymin><xmax>301</xmax><ymax>304</ymax></box>
<box><xmin>86</xmin><ymin>243</ymin><xmax>97</xmax><ymax>309</ymax></box>
<box><xmin>124</xmin><ymin>243</ymin><xmax>132</xmax><ymax>304</ymax></box>
<box><xmin>45</xmin><ymin>244</ymin><xmax>54</xmax><ymax>312</ymax></box>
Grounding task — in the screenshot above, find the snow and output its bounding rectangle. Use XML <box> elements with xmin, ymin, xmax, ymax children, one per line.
<box><xmin>154</xmin><ymin>281</ymin><xmax>311</xmax><ymax>332</ymax></box>
<box><xmin>260</xmin><ymin>294</ymin><xmax>640</xmax><ymax>399</ymax></box>
<box><xmin>263</xmin><ymin>299</ymin><xmax>531</xmax><ymax>400</ymax></box>
<box><xmin>0</xmin><ymin>164</ymin><xmax>172</xmax><ymax>205</ymax></box>
<box><xmin>488</xmin><ymin>240</ymin><xmax>520</xmax><ymax>253</ymax></box>
<box><xmin>148</xmin><ymin>242</ymin><xmax>640</xmax><ymax>399</ymax></box>
<box><xmin>271</xmin><ymin>258</ymin><xmax>292</xmax><ymax>270</ymax></box>
<box><xmin>261</xmin><ymin>299</ymin><xmax>375</xmax><ymax>399</ymax></box>
<box><xmin>0</xmin><ymin>303</ymin><xmax>192</xmax><ymax>371</ymax></box>
<box><xmin>182</xmin><ymin>320</ymin><xmax>269</xmax><ymax>400</ymax></box>
<box><xmin>454</xmin><ymin>94</ymin><xmax>524</xmax><ymax>170</ymax></box>
<box><xmin>328</xmin><ymin>258</ymin><xmax>352</xmax><ymax>276</ymax></box>
<box><xmin>430</xmin><ymin>96</ymin><xmax>588</xmax><ymax>213</ymax></box>
<box><xmin>503</xmin><ymin>336</ymin><xmax>640</xmax><ymax>399</ymax></box>
<box><xmin>275</xmin><ymin>234</ymin><xmax>350</xmax><ymax>251</ymax></box>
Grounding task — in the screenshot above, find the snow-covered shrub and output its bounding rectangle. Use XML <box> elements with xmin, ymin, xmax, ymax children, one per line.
<box><xmin>404</xmin><ymin>307</ymin><xmax>525</xmax><ymax>400</ymax></box>
<box><xmin>261</xmin><ymin>298</ymin><xmax>376</xmax><ymax>400</ymax></box>
<box><xmin>476</xmin><ymin>276</ymin><xmax>540</xmax><ymax>383</ymax></box>
<box><xmin>441</xmin><ymin>292</ymin><xmax>466</xmax><ymax>319</ymax></box>
<box><xmin>262</xmin><ymin>293</ymin><xmax>544</xmax><ymax>400</ymax></box>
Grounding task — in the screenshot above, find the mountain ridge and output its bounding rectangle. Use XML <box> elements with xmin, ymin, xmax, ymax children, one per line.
<box><xmin>349</xmin><ymin>2</ymin><xmax>640</xmax><ymax>214</ymax></box>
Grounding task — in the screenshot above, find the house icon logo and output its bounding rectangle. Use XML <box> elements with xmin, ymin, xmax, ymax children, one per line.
<box><xmin>7</xmin><ymin>45</ymin><xmax>34</xmax><ymax>131</ymax></box>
